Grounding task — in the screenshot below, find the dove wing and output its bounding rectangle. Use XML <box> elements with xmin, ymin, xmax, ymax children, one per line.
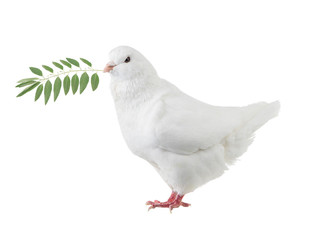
<box><xmin>154</xmin><ymin>91</ymin><xmax>264</xmax><ymax>155</ymax></box>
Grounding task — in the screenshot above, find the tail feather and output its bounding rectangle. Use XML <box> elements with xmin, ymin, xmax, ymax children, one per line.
<box><xmin>224</xmin><ymin>101</ymin><xmax>280</xmax><ymax>164</ymax></box>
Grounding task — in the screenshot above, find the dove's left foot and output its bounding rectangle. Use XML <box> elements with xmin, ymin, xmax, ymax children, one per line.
<box><xmin>146</xmin><ymin>191</ymin><xmax>190</xmax><ymax>212</ymax></box>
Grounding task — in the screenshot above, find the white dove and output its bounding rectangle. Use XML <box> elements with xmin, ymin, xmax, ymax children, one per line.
<box><xmin>103</xmin><ymin>46</ymin><xmax>280</xmax><ymax>212</ymax></box>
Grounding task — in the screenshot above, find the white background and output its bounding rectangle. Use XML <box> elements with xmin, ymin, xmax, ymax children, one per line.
<box><xmin>0</xmin><ymin>0</ymin><xmax>319</xmax><ymax>239</ymax></box>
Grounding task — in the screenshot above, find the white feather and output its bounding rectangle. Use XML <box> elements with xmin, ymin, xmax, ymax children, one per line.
<box><xmin>107</xmin><ymin>46</ymin><xmax>280</xmax><ymax>195</ymax></box>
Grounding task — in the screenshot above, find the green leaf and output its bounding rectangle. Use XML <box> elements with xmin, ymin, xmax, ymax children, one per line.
<box><xmin>60</xmin><ymin>60</ymin><xmax>72</xmax><ymax>68</ymax></box>
<box><xmin>80</xmin><ymin>58</ymin><xmax>92</xmax><ymax>67</ymax></box>
<box><xmin>29</xmin><ymin>67</ymin><xmax>43</xmax><ymax>76</ymax></box>
<box><xmin>91</xmin><ymin>73</ymin><xmax>99</xmax><ymax>91</ymax></box>
<box><xmin>44</xmin><ymin>81</ymin><xmax>52</xmax><ymax>105</ymax></box>
<box><xmin>42</xmin><ymin>65</ymin><xmax>54</xmax><ymax>73</ymax></box>
<box><xmin>35</xmin><ymin>84</ymin><xmax>43</xmax><ymax>101</ymax></box>
<box><xmin>80</xmin><ymin>72</ymin><xmax>89</xmax><ymax>94</ymax></box>
<box><xmin>16</xmin><ymin>81</ymin><xmax>36</xmax><ymax>88</ymax></box>
<box><xmin>54</xmin><ymin>77</ymin><xmax>62</xmax><ymax>101</ymax></box>
<box><xmin>63</xmin><ymin>75</ymin><xmax>70</xmax><ymax>95</ymax></box>
<box><xmin>16</xmin><ymin>82</ymin><xmax>41</xmax><ymax>97</ymax></box>
<box><xmin>52</xmin><ymin>62</ymin><xmax>63</xmax><ymax>70</ymax></box>
<box><xmin>66</xmin><ymin>58</ymin><xmax>80</xmax><ymax>67</ymax></box>
<box><xmin>71</xmin><ymin>74</ymin><xmax>79</xmax><ymax>94</ymax></box>
<box><xmin>17</xmin><ymin>77</ymin><xmax>39</xmax><ymax>83</ymax></box>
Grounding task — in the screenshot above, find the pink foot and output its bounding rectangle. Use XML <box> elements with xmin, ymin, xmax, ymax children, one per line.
<box><xmin>146</xmin><ymin>191</ymin><xmax>191</xmax><ymax>213</ymax></box>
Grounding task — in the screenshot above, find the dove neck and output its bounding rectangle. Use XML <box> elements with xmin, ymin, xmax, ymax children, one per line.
<box><xmin>110</xmin><ymin>76</ymin><xmax>164</xmax><ymax>107</ymax></box>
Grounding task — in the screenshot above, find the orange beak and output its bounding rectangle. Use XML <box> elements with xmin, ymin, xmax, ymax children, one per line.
<box><xmin>103</xmin><ymin>62</ymin><xmax>116</xmax><ymax>73</ymax></box>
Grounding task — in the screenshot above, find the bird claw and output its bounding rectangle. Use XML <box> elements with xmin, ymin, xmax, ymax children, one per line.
<box><xmin>181</xmin><ymin>202</ymin><xmax>191</xmax><ymax>207</ymax></box>
<box><xmin>148</xmin><ymin>205</ymin><xmax>155</xmax><ymax>211</ymax></box>
<box><xmin>169</xmin><ymin>205</ymin><xmax>174</xmax><ymax>213</ymax></box>
<box><xmin>145</xmin><ymin>196</ymin><xmax>191</xmax><ymax>212</ymax></box>
<box><xmin>146</xmin><ymin>200</ymin><xmax>160</xmax><ymax>206</ymax></box>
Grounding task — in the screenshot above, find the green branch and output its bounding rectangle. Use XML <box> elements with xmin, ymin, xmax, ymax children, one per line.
<box><xmin>16</xmin><ymin>57</ymin><xmax>104</xmax><ymax>105</ymax></box>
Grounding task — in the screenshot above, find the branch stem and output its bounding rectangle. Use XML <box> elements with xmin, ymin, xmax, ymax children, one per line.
<box><xmin>40</xmin><ymin>69</ymin><xmax>103</xmax><ymax>82</ymax></box>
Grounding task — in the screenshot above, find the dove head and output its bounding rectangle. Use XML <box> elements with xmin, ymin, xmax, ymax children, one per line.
<box><xmin>104</xmin><ymin>46</ymin><xmax>158</xmax><ymax>81</ymax></box>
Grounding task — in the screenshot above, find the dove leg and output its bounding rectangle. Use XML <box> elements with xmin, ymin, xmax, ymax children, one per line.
<box><xmin>146</xmin><ymin>191</ymin><xmax>191</xmax><ymax>212</ymax></box>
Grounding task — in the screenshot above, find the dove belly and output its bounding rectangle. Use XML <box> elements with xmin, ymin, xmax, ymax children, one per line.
<box><xmin>115</xmin><ymin>101</ymin><xmax>229</xmax><ymax>195</ymax></box>
<box><xmin>149</xmin><ymin>144</ymin><xmax>228</xmax><ymax>195</ymax></box>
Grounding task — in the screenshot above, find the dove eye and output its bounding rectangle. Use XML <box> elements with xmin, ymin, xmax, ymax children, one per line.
<box><xmin>124</xmin><ymin>57</ymin><xmax>130</xmax><ymax>63</ymax></box>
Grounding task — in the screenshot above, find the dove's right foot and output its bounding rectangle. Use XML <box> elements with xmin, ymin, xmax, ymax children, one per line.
<box><xmin>146</xmin><ymin>191</ymin><xmax>190</xmax><ymax>212</ymax></box>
